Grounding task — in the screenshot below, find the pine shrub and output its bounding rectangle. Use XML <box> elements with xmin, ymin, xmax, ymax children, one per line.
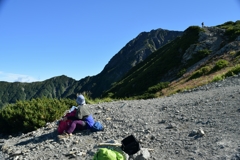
<box><xmin>0</xmin><ymin>97</ymin><xmax>75</xmax><ymax>134</ymax></box>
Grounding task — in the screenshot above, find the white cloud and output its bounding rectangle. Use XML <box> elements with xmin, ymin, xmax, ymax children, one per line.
<box><xmin>0</xmin><ymin>71</ymin><xmax>40</xmax><ymax>83</ymax></box>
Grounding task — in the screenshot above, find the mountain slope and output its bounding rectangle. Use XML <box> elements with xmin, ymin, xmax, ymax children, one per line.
<box><xmin>0</xmin><ymin>29</ymin><xmax>183</xmax><ymax>108</ymax></box>
<box><xmin>103</xmin><ymin>21</ymin><xmax>240</xmax><ymax>99</ymax></box>
<box><xmin>75</xmin><ymin>29</ymin><xmax>183</xmax><ymax>98</ymax></box>
<box><xmin>1</xmin><ymin>20</ymin><xmax>239</xmax><ymax>108</ymax></box>
<box><xmin>103</xmin><ymin>26</ymin><xmax>201</xmax><ymax>98</ymax></box>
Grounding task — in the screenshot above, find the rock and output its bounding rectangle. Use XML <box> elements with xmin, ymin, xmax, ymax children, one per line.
<box><xmin>197</xmin><ymin>128</ymin><xmax>205</xmax><ymax>137</ymax></box>
<box><xmin>135</xmin><ymin>148</ymin><xmax>151</xmax><ymax>160</ymax></box>
<box><xmin>189</xmin><ymin>130</ymin><xmax>198</xmax><ymax>137</ymax></box>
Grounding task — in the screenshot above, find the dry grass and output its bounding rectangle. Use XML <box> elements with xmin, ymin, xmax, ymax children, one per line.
<box><xmin>160</xmin><ymin>67</ymin><xmax>231</xmax><ymax>97</ymax></box>
<box><xmin>159</xmin><ymin>52</ymin><xmax>240</xmax><ymax>97</ymax></box>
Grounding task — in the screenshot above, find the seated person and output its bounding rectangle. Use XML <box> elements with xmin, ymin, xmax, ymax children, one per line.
<box><xmin>58</xmin><ymin>94</ymin><xmax>94</xmax><ymax>138</ymax></box>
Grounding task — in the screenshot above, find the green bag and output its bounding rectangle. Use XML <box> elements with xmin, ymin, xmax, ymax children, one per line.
<box><xmin>93</xmin><ymin>148</ymin><xmax>125</xmax><ymax>160</ymax></box>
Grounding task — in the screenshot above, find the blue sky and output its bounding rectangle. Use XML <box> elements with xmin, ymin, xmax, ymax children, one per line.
<box><xmin>0</xmin><ymin>0</ymin><xmax>239</xmax><ymax>82</ymax></box>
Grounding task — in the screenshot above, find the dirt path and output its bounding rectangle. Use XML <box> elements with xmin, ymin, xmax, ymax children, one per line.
<box><xmin>1</xmin><ymin>75</ymin><xmax>240</xmax><ymax>159</ymax></box>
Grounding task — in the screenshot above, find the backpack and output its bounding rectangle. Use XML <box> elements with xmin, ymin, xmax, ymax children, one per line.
<box><xmin>93</xmin><ymin>148</ymin><xmax>125</xmax><ymax>160</ymax></box>
<box><xmin>121</xmin><ymin>135</ymin><xmax>140</xmax><ymax>155</ymax></box>
<box><xmin>90</xmin><ymin>121</ymin><xmax>104</xmax><ymax>132</ymax></box>
<box><xmin>57</xmin><ymin>119</ymin><xmax>72</xmax><ymax>134</ymax></box>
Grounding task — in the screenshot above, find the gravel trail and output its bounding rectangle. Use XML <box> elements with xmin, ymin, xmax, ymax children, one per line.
<box><xmin>0</xmin><ymin>75</ymin><xmax>240</xmax><ymax>160</ymax></box>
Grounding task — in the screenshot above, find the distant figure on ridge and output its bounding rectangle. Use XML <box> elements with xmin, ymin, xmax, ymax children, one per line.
<box><xmin>202</xmin><ymin>22</ymin><xmax>204</xmax><ymax>28</ymax></box>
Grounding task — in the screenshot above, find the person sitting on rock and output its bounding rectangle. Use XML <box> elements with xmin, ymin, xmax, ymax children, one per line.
<box><xmin>58</xmin><ymin>93</ymin><xmax>95</xmax><ymax>138</ymax></box>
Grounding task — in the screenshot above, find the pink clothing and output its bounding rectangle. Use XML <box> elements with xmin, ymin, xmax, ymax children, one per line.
<box><xmin>64</xmin><ymin>109</ymin><xmax>87</xmax><ymax>134</ymax></box>
<box><xmin>66</xmin><ymin>120</ymin><xmax>86</xmax><ymax>133</ymax></box>
<box><xmin>65</xmin><ymin>110</ymin><xmax>76</xmax><ymax>118</ymax></box>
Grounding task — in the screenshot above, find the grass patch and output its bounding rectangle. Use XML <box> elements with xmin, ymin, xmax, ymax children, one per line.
<box><xmin>188</xmin><ymin>65</ymin><xmax>211</xmax><ymax>80</ymax></box>
<box><xmin>147</xmin><ymin>82</ymin><xmax>170</xmax><ymax>93</ymax></box>
<box><xmin>211</xmin><ymin>59</ymin><xmax>229</xmax><ymax>72</ymax></box>
<box><xmin>212</xmin><ymin>75</ymin><xmax>225</xmax><ymax>82</ymax></box>
<box><xmin>224</xmin><ymin>64</ymin><xmax>240</xmax><ymax>77</ymax></box>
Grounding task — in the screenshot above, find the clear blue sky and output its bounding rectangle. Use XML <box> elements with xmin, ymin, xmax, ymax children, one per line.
<box><xmin>0</xmin><ymin>0</ymin><xmax>239</xmax><ymax>82</ymax></box>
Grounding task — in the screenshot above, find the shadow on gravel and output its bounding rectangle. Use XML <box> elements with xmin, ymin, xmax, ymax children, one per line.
<box><xmin>15</xmin><ymin>128</ymin><xmax>95</xmax><ymax>146</ymax></box>
<box><xmin>73</xmin><ymin>129</ymin><xmax>97</xmax><ymax>137</ymax></box>
<box><xmin>188</xmin><ymin>132</ymin><xmax>203</xmax><ymax>140</ymax></box>
<box><xmin>15</xmin><ymin>131</ymin><xmax>58</xmax><ymax>146</ymax></box>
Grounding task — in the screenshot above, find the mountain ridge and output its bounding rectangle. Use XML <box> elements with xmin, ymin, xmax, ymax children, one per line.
<box><xmin>103</xmin><ymin>21</ymin><xmax>240</xmax><ymax>99</ymax></box>
<box><xmin>0</xmin><ymin>28</ymin><xmax>183</xmax><ymax>107</ymax></box>
<box><xmin>0</xmin><ymin>20</ymin><xmax>240</xmax><ymax>108</ymax></box>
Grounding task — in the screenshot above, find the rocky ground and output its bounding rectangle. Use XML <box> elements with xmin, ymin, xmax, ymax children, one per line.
<box><xmin>1</xmin><ymin>74</ymin><xmax>240</xmax><ymax>160</ymax></box>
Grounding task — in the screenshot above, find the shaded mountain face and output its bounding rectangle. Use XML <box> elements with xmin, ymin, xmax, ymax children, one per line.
<box><xmin>103</xmin><ymin>29</ymin><xmax>183</xmax><ymax>77</ymax></box>
<box><xmin>0</xmin><ymin>28</ymin><xmax>183</xmax><ymax>107</ymax></box>
<box><xmin>85</xmin><ymin>29</ymin><xmax>184</xmax><ymax>98</ymax></box>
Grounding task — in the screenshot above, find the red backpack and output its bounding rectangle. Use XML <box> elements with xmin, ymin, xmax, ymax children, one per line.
<box><xmin>57</xmin><ymin>119</ymin><xmax>72</xmax><ymax>134</ymax></box>
<box><xmin>57</xmin><ymin>110</ymin><xmax>77</xmax><ymax>134</ymax></box>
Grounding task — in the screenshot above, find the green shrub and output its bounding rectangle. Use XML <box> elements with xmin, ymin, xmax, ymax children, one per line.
<box><xmin>212</xmin><ymin>75</ymin><xmax>224</xmax><ymax>82</ymax></box>
<box><xmin>177</xmin><ymin>68</ymin><xmax>186</xmax><ymax>77</ymax></box>
<box><xmin>147</xmin><ymin>82</ymin><xmax>170</xmax><ymax>93</ymax></box>
<box><xmin>225</xmin><ymin>28</ymin><xmax>240</xmax><ymax>41</ymax></box>
<box><xmin>225</xmin><ymin>65</ymin><xmax>240</xmax><ymax>77</ymax></box>
<box><xmin>136</xmin><ymin>93</ymin><xmax>157</xmax><ymax>99</ymax></box>
<box><xmin>222</xmin><ymin>21</ymin><xmax>235</xmax><ymax>26</ymax></box>
<box><xmin>229</xmin><ymin>51</ymin><xmax>236</xmax><ymax>56</ymax></box>
<box><xmin>197</xmin><ymin>49</ymin><xmax>211</xmax><ymax>57</ymax></box>
<box><xmin>186</xmin><ymin>49</ymin><xmax>211</xmax><ymax>67</ymax></box>
<box><xmin>235</xmin><ymin>51</ymin><xmax>240</xmax><ymax>57</ymax></box>
<box><xmin>188</xmin><ymin>65</ymin><xmax>211</xmax><ymax>80</ymax></box>
<box><xmin>0</xmin><ymin>97</ymin><xmax>75</xmax><ymax>134</ymax></box>
<box><xmin>217</xmin><ymin>20</ymin><xmax>240</xmax><ymax>41</ymax></box>
<box><xmin>212</xmin><ymin>59</ymin><xmax>229</xmax><ymax>71</ymax></box>
<box><xmin>189</xmin><ymin>70</ymin><xmax>202</xmax><ymax>80</ymax></box>
<box><xmin>201</xmin><ymin>66</ymin><xmax>211</xmax><ymax>74</ymax></box>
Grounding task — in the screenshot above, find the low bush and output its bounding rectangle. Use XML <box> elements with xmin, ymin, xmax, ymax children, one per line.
<box><xmin>188</xmin><ymin>66</ymin><xmax>211</xmax><ymax>80</ymax></box>
<box><xmin>212</xmin><ymin>59</ymin><xmax>229</xmax><ymax>72</ymax></box>
<box><xmin>235</xmin><ymin>51</ymin><xmax>240</xmax><ymax>57</ymax></box>
<box><xmin>186</xmin><ymin>49</ymin><xmax>211</xmax><ymax>67</ymax></box>
<box><xmin>212</xmin><ymin>75</ymin><xmax>224</xmax><ymax>82</ymax></box>
<box><xmin>225</xmin><ymin>65</ymin><xmax>240</xmax><ymax>77</ymax></box>
<box><xmin>177</xmin><ymin>68</ymin><xmax>186</xmax><ymax>77</ymax></box>
<box><xmin>0</xmin><ymin>97</ymin><xmax>75</xmax><ymax>134</ymax></box>
<box><xmin>201</xmin><ymin>66</ymin><xmax>211</xmax><ymax>74</ymax></box>
<box><xmin>147</xmin><ymin>82</ymin><xmax>170</xmax><ymax>93</ymax></box>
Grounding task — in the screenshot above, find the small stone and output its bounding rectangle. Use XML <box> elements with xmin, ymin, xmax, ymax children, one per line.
<box><xmin>197</xmin><ymin>128</ymin><xmax>205</xmax><ymax>136</ymax></box>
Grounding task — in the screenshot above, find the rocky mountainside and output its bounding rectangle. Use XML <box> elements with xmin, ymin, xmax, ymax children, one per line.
<box><xmin>1</xmin><ymin>74</ymin><xmax>240</xmax><ymax>160</ymax></box>
<box><xmin>104</xmin><ymin>22</ymin><xmax>240</xmax><ymax>99</ymax></box>
<box><xmin>182</xmin><ymin>26</ymin><xmax>238</xmax><ymax>73</ymax></box>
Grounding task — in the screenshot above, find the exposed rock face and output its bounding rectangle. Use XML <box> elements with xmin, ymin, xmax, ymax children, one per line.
<box><xmin>1</xmin><ymin>74</ymin><xmax>240</xmax><ymax>160</ymax></box>
<box><xmin>182</xmin><ymin>27</ymin><xmax>240</xmax><ymax>74</ymax></box>
<box><xmin>182</xmin><ymin>27</ymin><xmax>225</xmax><ymax>62</ymax></box>
<box><xmin>104</xmin><ymin>29</ymin><xmax>183</xmax><ymax>78</ymax></box>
